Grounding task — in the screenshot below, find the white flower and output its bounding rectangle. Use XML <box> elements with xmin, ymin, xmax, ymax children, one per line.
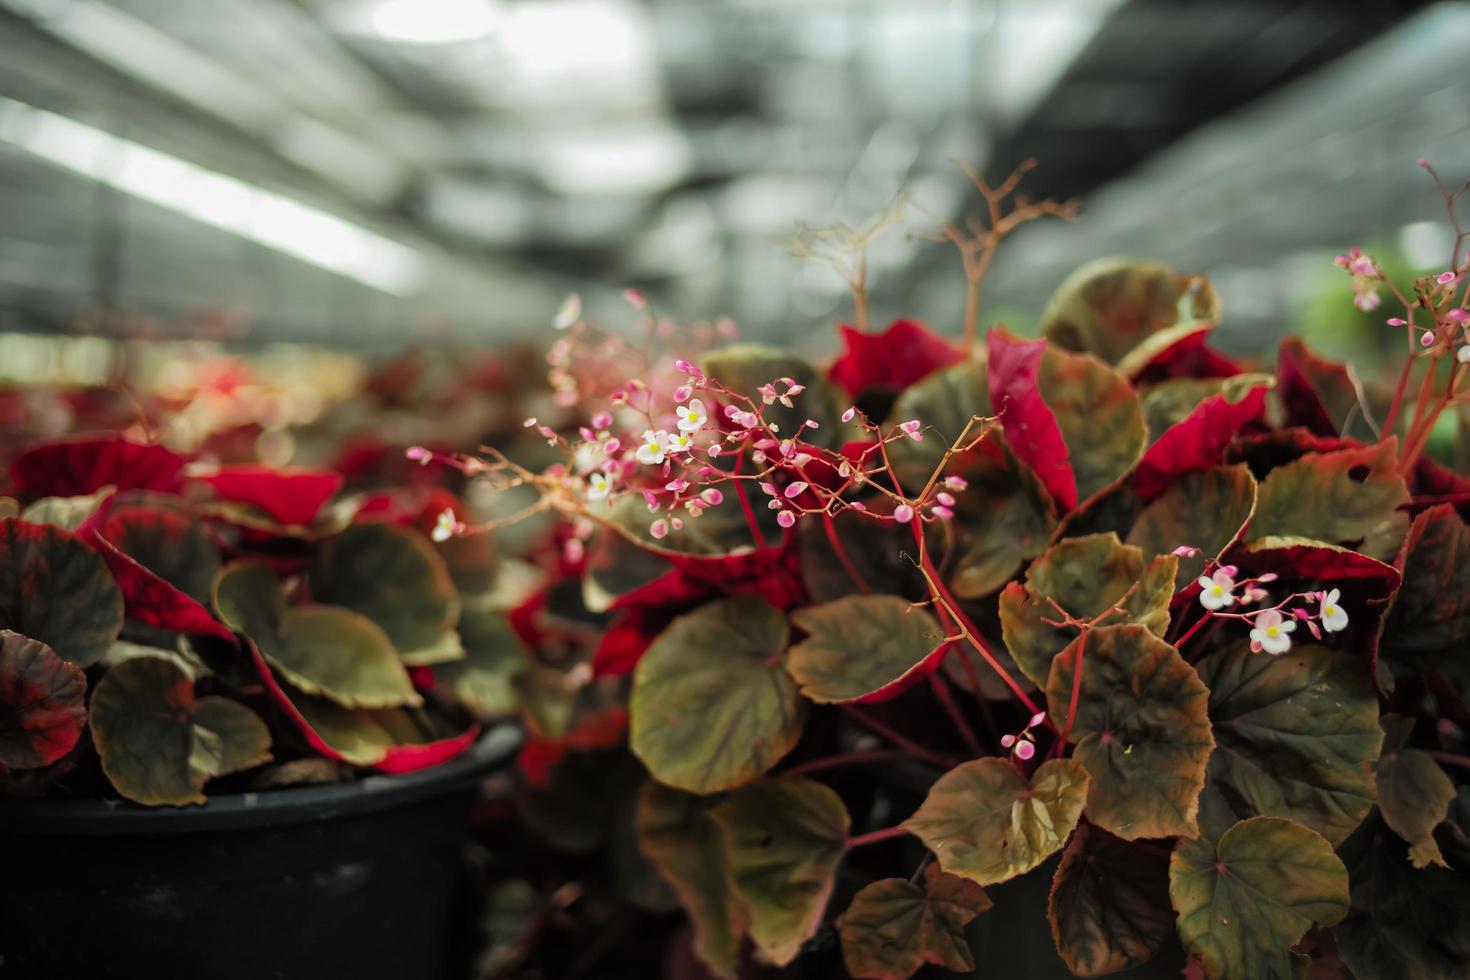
<box><xmin>1320</xmin><ymin>589</ymin><xmax>1349</xmax><ymax>633</ymax></box>
<box><xmin>636</xmin><ymin>429</ymin><xmax>669</xmax><ymax>465</ymax></box>
<box><xmin>586</xmin><ymin>472</ymin><xmax>612</xmax><ymax>501</ymax></box>
<box><xmin>677</xmin><ymin>400</ymin><xmax>708</xmax><ymax>432</ymax></box>
<box><xmin>665</xmin><ymin>431</ymin><xmax>694</xmax><ymax>453</ymax></box>
<box><xmin>1249</xmin><ymin>609</ymin><xmax>1296</xmax><ymax>655</ymax></box>
<box><xmin>1197</xmin><ymin>570</ymin><xmax>1236</xmax><ymax>611</ymax></box>
<box><xmin>430</xmin><ymin>508</ymin><xmax>459</xmax><ymax>543</ymax></box>
<box><xmin>1458</xmin><ymin>344</ymin><xmax>1470</xmax><ymax>365</ymax></box>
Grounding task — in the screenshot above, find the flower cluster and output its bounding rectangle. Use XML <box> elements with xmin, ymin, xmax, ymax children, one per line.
<box><xmin>1193</xmin><ymin>564</ymin><xmax>1348</xmax><ymax>655</ymax></box>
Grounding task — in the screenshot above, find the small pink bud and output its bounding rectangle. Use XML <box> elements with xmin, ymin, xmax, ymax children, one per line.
<box><xmin>707</xmin><ymin>444</ymin><xmax>722</xmax><ymax>458</ymax></box>
<box><xmin>1419</xmin><ymin>158</ymin><xmax>1431</xmax><ymax>169</ymax></box>
<box><xmin>1447</xmin><ymin>308</ymin><xmax>1468</xmax><ymax>323</ymax></box>
<box><xmin>674</xmin><ymin>358</ymin><xmax>701</xmax><ymax>377</ymax></box>
<box><xmin>1030</xmin><ymin>711</ymin><xmax>1047</xmax><ymax>728</ymax></box>
<box><xmin>899</xmin><ymin>420</ymin><xmax>922</xmax><ymax>434</ymax></box>
<box><xmin>650</xmin><ymin>519</ymin><xmax>669</xmax><ymax>539</ymax></box>
<box><xmin>623</xmin><ymin>288</ymin><xmax>648</xmax><ymax>309</ymax></box>
<box><xmin>603</xmin><ymin>438</ymin><xmax>621</xmax><ymax>454</ymax></box>
<box><xmin>1257</xmin><ymin>572</ymin><xmax>1278</xmax><ymax>583</ymax></box>
<box><xmin>1170</xmin><ymin>545</ymin><xmax>1201</xmax><ymax>558</ymax></box>
<box><xmin>1438</xmin><ymin>271</ymin><xmax>1458</xmax><ymax>285</ymax></box>
<box><xmin>1219</xmin><ymin>565</ymin><xmax>1238</xmax><ymax>578</ymax></box>
<box><xmin>784</xmin><ymin>482</ymin><xmax>809</xmax><ymax>498</ymax></box>
<box><xmin>841</xmin><ymin>407</ymin><xmax>856</xmax><ymax>423</ymax></box>
<box><xmin>701</xmin><ymin>488</ymin><xmax>724</xmax><ymax>506</ymax></box>
<box><xmin>944</xmin><ymin>476</ymin><xmax>968</xmax><ymax>491</ymax></box>
<box><xmin>665</xmin><ymin>479</ymin><xmax>688</xmax><ymax>493</ymax></box>
<box><xmin>1422</xmin><ymin>330</ymin><xmax>1436</xmax><ymax>347</ymax></box>
<box><xmin>592</xmin><ymin>411</ymin><xmax>613</xmax><ymax>430</ymax></box>
<box><xmin>522</xmin><ymin>417</ymin><xmax>537</xmax><ymax>428</ymax></box>
<box><xmin>1014</xmin><ymin>740</ymin><xmax>1036</xmax><ymax>761</ymax></box>
<box><xmin>849</xmin><ymin>501</ymin><xmax>867</xmax><ymax>512</ymax></box>
<box><xmin>776</xmin><ymin>510</ymin><xmax>796</xmax><ymax>529</ymax></box>
<box><xmin>936</xmin><ymin>492</ymin><xmax>956</xmax><ymax>507</ymax></box>
<box><xmin>405</xmin><ymin>446</ymin><xmax>431</xmax><ymax>464</ymax></box>
<box><xmin>804</xmin><ymin>419</ymin><xmax>819</xmax><ymax>429</ymax></box>
<box><xmin>893</xmin><ymin>504</ymin><xmax>915</xmax><ymax>524</ymax></box>
<box><xmin>931</xmin><ymin>505</ymin><xmax>954</xmax><ymax>519</ymax></box>
<box><xmin>759</xmin><ymin>482</ymin><xmax>777</xmax><ymax>496</ymax></box>
<box><xmin>1000</xmin><ymin>734</ymin><xmax>1016</xmax><ymax>748</ymax></box>
<box><xmin>1387</xmin><ymin>317</ymin><xmax>1406</xmax><ymax>327</ymax></box>
<box><xmin>673</xmin><ymin>386</ymin><xmax>692</xmax><ymax>403</ymax></box>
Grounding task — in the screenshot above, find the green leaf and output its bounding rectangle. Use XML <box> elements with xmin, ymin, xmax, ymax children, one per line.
<box><xmin>105</xmin><ymin>503</ymin><xmax>221</xmax><ymax>603</ymax></box>
<box><xmin>944</xmin><ymin>440</ymin><xmax>1057</xmax><ymax>600</ymax></box>
<box><xmin>1246</xmin><ymin>440</ymin><xmax>1409</xmax><ymax>562</ymax></box>
<box><xmin>1041</xmin><ymin>257</ymin><xmax>1220</xmax><ymax>366</ymax></box>
<box><xmin>1126</xmin><ymin>465</ymin><xmax>1257</xmax><ymax>588</ymax></box>
<box><xmin>20</xmin><ymin>489</ymin><xmax>111</xmax><ymax>530</ymax></box>
<box><xmin>885</xmin><ymin>361</ymin><xmax>990</xmax><ymax>486</ymax></box>
<box><xmin>999</xmin><ymin>532</ymin><xmax>1176</xmax><ymax>688</ymax></box>
<box><xmin>1376</xmin><ymin>747</ymin><xmax>1455</xmax><ymax>868</ymax></box>
<box><xmin>630</xmin><ymin>596</ymin><xmax>803</xmax><ymax>793</ymax></box>
<box><xmin>1335</xmin><ymin>813</ymin><xmax>1470</xmax><ymax>980</ymax></box>
<box><xmin>1047</xmin><ymin>822</ymin><xmax>1174</xmax><ymax>977</ymax></box>
<box><xmin>1194</xmin><ymin>643</ymin><xmax>1381</xmax><ymax>846</ymax></box>
<box><xmin>702</xmin><ymin>344</ymin><xmax>848</xmax><ymax>446</ymax></box>
<box><xmin>1114</xmin><ymin>320</ymin><xmax>1213</xmax><ymax>379</ymax></box>
<box><xmin>709</xmin><ymin>776</ymin><xmax>850</xmax><ymax>966</ymax></box>
<box><xmin>1039</xmin><ymin>347</ymin><xmax>1147</xmax><ymax>503</ymax></box>
<box><xmin>1379</xmin><ymin>504</ymin><xmax>1470</xmax><ymax>682</ymax></box>
<box><xmin>636</xmin><ymin>781</ymin><xmax>748</xmax><ymax>978</ymax></box>
<box><xmin>89</xmin><ymin>655</ymin><xmax>271</xmax><ymax>805</ymax></box>
<box><xmin>787</xmin><ymin>596</ymin><xmax>946</xmax><ymax>703</ymax></box>
<box><xmin>1047</xmin><ymin>625</ymin><xmax>1213</xmax><ymax>839</ymax></box>
<box><xmin>1170</xmin><ymin>816</ymin><xmax>1348</xmax><ymax>980</ymax></box>
<box><xmin>903</xmin><ymin>757</ymin><xmax>1090</xmax><ymax>886</ymax></box>
<box><xmin>798</xmin><ymin>510</ymin><xmax>926</xmax><ymax>604</ymax></box>
<box><xmin>432</xmin><ymin>607</ymin><xmax>526</xmax><ymax>717</ymax></box>
<box><xmin>0</xmin><ymin>518</ymin><xmax>123</xmax><ymax>667</ymax></box>
<box><xmin>214</xmin><ymin>560</ymin><xmax>420</xmax><ymax>710</ymax></box>
<box><xmin>837</xmin><ymin>863</ymin><xmax>992</xmax><ymax>980</ymax></box>
<box><xmin>0</xmin><ymin>630</ymin><xmax>87</xmax><ymax>769</ymax></box>
<box><xmin>309</xmin><ymin>522</ymin><xmax>462</xmax><ymax>664</ymax></box>
<box><xmin>286</xmin><ymin>689</ymin><xmax>450</xmax><ymax>767</ymax></box>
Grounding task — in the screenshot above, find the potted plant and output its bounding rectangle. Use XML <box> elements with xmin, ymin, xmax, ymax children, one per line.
<box><xmin>0</xmin><ymin>436</ymin><xmax>532</xmax><ymax>980</ymax></box>
<box><xmin>440</xmin><ymin>163</ymin><xmax>1470</xmax><ymax>979</ymax></box>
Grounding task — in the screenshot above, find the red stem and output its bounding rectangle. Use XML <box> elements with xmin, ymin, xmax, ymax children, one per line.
<box><xmin>1057</xmin><ymin>630</ymin><xmax>1087</xmax><ymax>753</ymax></box>
<box><xmin>1428</xmin><ymin>750</ymin><xmax>1470</xmax><ymax>771</ymax></box>
<box><xmin>929</xmin><ymin>672</ymin><xmax>982</xmax><ymax>756</ymax></box>
<box><xmin>843</xmin><ymin>705</ymin><xmax>958</xmax><ymax>770</ymax></box>
<box><xmin>845</xmin><ymin>825</ymin><xmax>910</xmax><ymax>851</ymax></box>
<box><xmin>823</xmin><ymin>511</ymin><xmax>873</xmax><ymax>594</ymax></box>
<box><xmin>729</xmin><ymin>453</ymin><xmax>769</xmax><ymax>550</ymax></box>
<box><xmin>784</xmin><ymin>749</ymin><xmax>915</xmax><ymax>777</ymax></box>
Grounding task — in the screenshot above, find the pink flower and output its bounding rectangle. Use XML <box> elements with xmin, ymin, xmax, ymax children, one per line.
<box><xmin>944</xmin><ymin>476</ymin><xmax>968</xmax><ymax>491</ymax></box>
<box><xmin>1013</xmin><ymin>740</ymin><xmax>1035</xmax><ymax>761</ymax></box>
<box><xmin>650</xmin><ymin>519</ymin><xmax>669</xmax><ymax>539</ymax></box>
<box><xmin>1249</xmin><ymin>609</ymin><xmax>1296</xmax><ymax>655</ymax></box>
<box><xmin>1171</xmin><ymin>545</ymin><xmax>1201</xmax><ymax>558</ymax></box>
<box><xmin>1438</xmin><ymin>271</ymin><xmax>1459</xmax><ymax>285</ymax></box>
<box><xmin>776</xmin><ymin>510</ymin><xmax>796</xmax><ymax>529</ymax></box>
<box><xmin>893</xmin><ymin>504</ymin><xmax>915</xmax><ymax>524</ymax></box>
<box><xmin>591</xmin><ymin>411</ymin><xmax>613</xmax><ymax>430</ymax></box>
<box><xmin>936</xmin><ymin>492</ymin><xmax>956</xmax><ymax>507</ymax></box>
<box><xmin>931</xmin><ymin>505</ymin><xmax>954</xmax><ymax>519</ymax></box>
<box><xmin>674</xmin><ymin>358</ymin><xmax>701</xmax><ymax>378</ymax></box>
<box><xmin>623</xmin><ymin>288</ymin><xmax>648</xmax><ymax>309</ymax></box>
<box><xmin>898</xmin><ymin>420</ymin><xmax>924</xmax><ymax>441</ymax></box>
<box><xmin>1422</xmin><ymin>330</ymin><xmax>1436</xmax><ymax>347</ymax></box>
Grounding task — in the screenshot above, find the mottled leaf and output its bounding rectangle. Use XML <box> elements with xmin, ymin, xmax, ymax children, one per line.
<box><xmin>215</xmin><ymin>560</ymin><xmax>420</xmax><ymax>709</ymax></box>
<box><xmin>788</xmin><ymin>596</ymin><xmax>948</xmax><ymax>703</ymax></box>
<box><xmin>1047</xmin><ymin>625</ymin><xmax>1213</xmax><ymax>839</ymax></box>
<box><xmin>1127</xmin><ymin>465</ymin><xmax>1256</xmax><ymax>588</ymax></box>
<box><xmin>89</xmin><ymin>654</ymin><xmax>270</xmax><ymax>805</ymax></box>
<box><xmin>1194</xmin><ymin>643</ymin><xmax>1381</xmax><ymax>845</ymax></box>
<box><xmin>999</xmin><ymin>532</ymin><xmax>1176</xmax><ymax>688</ymax></box>
<box><xmin>309</xmin><ymin>522</ymin><xmax>462</xmax><ymax>664</ymax></box>
<box><xmin>1041</xmin><ymin>257</ymin><xmax>1220</xmax><ymax>365</ymax></box>
<box><xmin>1277</xmin><ymin>337</ymin><xmax>1371</xmax><ymax>440</ymax></box>
<box><xmin>1247</xmin><ymin>440</ymin><xmax>1409</xmax><ymax>561</ymax></box>
<box><xmin>0</xmin><ymin>630</ymin><xmax>86</xmax><ymax>769</ymax></box>
<box><xmin>0</xmin><ymin>517</ymin><xmax>123</xmax><ymax>667</ymax></box>
<box><xmin>1048</xmin><ymin>822</ymin><xmax>1173</xmax><ymax>977</ymax></box>
<box><xmin>637</xmin><ymin>781</ymin><xmax>748</xmax><ymax>978</ymax></box>
<box><xmin>433</xmin><ymin>607</ymin><xmax>525</xmax><ymax>717</ymax></box>
<box><xmin>630</xmin><ymin>596</ymin><xmax>803</xmax><ymax>793</ymax></box>
<box><xmin>945</xmin><ymin>438</ymin><xmax>1057</xmax><ymax>600</ymax></box>
<box><xmin>885</xmin><ymin>360</ymin><xmax>990</xmax><ymax>487</ymax></box>
<box><xmin>710</xmin><ymin>777</ymin><xmax>850</xmax><ymax>966</ymax></box>
<box><xmin>103</xmin><ymin>504</ymin><xmax>221</xmax><ymax>604</ymax></box>
<box><xmin>1133</xmin><ymin>376</ymin><xmax>1270</xmax><ymax>500</ymax></box>
<box><xmin>1170</xmin><ymin>816</ymin><xmax>1348</xmax><ymax>980</ymax></box>
<box><xmin>988</xmin><ymin>329</ymin><xmax>1078</xmax><ymax>510</ymax></box>
<box><xmin>20</xmin><ymin>489</ymin><xmax>110</xmax><ymax>530</ymax></box>
<box><xmin>838</xmin><ymin>863</ymin><xmax>992</xmax><ymax>980</ymax></box>
<box><xmin>1376</xmin><ymin>747</ymin><xmax>1455</xmax><ymax>868</ymax></box>
<box><xmin>1040</xmin><ymin>346</ymin><xmax>1147</xmax><ymax>504</ymax></box>
<box><xmin>903</xmin><ymin>757</ymin><xmax>1090</xmax><ymax>886</ymax></box>
<box><xmin>1379</xmin><ymin>504</ymin><xmax>1470</xmax><ymax>682</ymax></box>
<box><xmin>10</xmin><ymin>435</ymin><xmax>186</xmax><ymax>501</ymax></box>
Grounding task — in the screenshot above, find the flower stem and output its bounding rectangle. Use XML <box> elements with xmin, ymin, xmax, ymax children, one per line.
<box><xmin>783</xmin><ymin>749</ymin><xmax>915</xmax><ymax>778</ymax></box>
<box><xmin>929</xmin><ymin>672</ymin><xmax>983</xmax><ymax>756</ymax></box>
<box><xmin>842</xmin><ymin>705</ymin><xmax>957</xmax><ymax>770</ymax></box>
<box><xmin>845</xmin><ymin>825</ymin><xmax>910</xmax><ymax>851</ymax></box>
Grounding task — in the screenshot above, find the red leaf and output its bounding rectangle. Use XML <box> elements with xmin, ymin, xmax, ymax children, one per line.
<box><xmin>516</xmin><ymin>707</ymin><xmax>628</xmax><ymax>786</ymax></box>
<box><xmin>827</xmin><ymin>319</ymin><xmax>964</xmax><ymax>398</ymax></box>
<box><xmin>1224</xmin><ymin>429</ymin><xmax>1362</xmax><ymax>478</ymax></box>
<box><xmin>1276</xmin><ymin>338</ymin><xmax>1363</xmax><ymax>437</ymax></box>
<box><xmin>516</xmin><ymin>737</ymin><xmax>565</xmax><ymax>787</ymax></box>
<box><xmin>1134</xmin><ymin>384</ymin><xmax>1269</xmax><ymax>500</ymax></box>
<box><xmin>987</xmin><ymin>329</ymin><xmax>1077</xmax><ymax>510</ymax></box>
<box><xmin>1411</xmin><ymin>454</ymin><xmax>1470</xmax><ymax>524</ymax></box>
<box><xmin>0</xmin><ymin>630</ymin><xmax>87</xmax><ymax>769</ymax></box>
<box><xmin>592</xmin><ymin>605</ymin><xmax>691</xmax><ymax>677</ymax></box>
<box><xmin>1128</xmin><ymin>326</ymin><xmax>1241</xmax><ymax>384</ymax></box>
<box><xmin>11</xmin><ymin>436</ymin><xmax>187</xmax><ymax>502</ymax></box>
<box><xmin>196</xmin><ymin>465</ymin><xmax>343</xmax><ymax>527</ymax></box>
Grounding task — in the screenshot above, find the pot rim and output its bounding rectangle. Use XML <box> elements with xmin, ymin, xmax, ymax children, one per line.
<box><xmin>0</xmin><ymin>724</ymin><xmax>521</xmax><ymax>836</ymax></box>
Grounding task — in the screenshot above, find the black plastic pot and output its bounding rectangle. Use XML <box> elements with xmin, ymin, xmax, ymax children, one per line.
<box><xmin>0</xmin><ymin>726</ymin><xmax>519</xmax><ymax>980</ymax></box>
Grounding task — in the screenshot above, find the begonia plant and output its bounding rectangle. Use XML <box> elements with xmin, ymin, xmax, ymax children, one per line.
<box><xmin>441</xmin><ymin>163</ymin><xmax>1470</xmax><ymax>979</ymax></box>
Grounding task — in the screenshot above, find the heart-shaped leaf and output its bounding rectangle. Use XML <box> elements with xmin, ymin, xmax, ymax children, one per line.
<box><xmin>903</xmin><ymin>757</ymin><xmax>1090</xmax><ymax>886</ymax></box>
<box><xmin>432</xmin><ymin>607</ymin><xmax>526</xmax><ymax>717</ymax></box>
<box><xmin>102</xmin><ymin>503</ymin><xmax>221</xmax><ymax>605</ymax></box>
<box><xmin>828</xmin><ymin>319</ymin><xmax>964</xmax><ymax>401</ymax></box>
<box><xmin>0</xmin><ymin>630</ymin><xmax>87</xmax><ymax>769</ymax></box>
<box><xmin>215</xmin><ymin>560</ymin><xmax>420</xmax><ymax>710</ymax></box>
<box><xmin>1133</xmin><ymin>376</ymin><xmax>1270</xmax><ymax>500</ymax></box>
<box><xmin>1047</xmin><ymin>822</ymin><xmax>1173</xmax><ymax>977</ymax></box>
<box><xmin>637</xmin><ymin>781</ymin><xmax>748</xmax><ymax>979</ymax></box>
<box><xmin>709</xmin><ymin>776</ymin><xmax>850</xmax><ymax>966</ymax></box>
<box><xmin>1047</xmin><ymin>625</ymin><xmax>1214</xmax><ymax>839</ymax></box>
<box><xmin>0</xmin><ymin>518</ymin><xmax>123</xmax><ymax>667</ymax></box>
<box><xmin>10</xmin><ymin>435</ymin><xmax>186</xmax><ymax>501</ymax></box>
<box><xmin>1193</xmin><ymin>643</ymin><xmax>1381</xmax><ymax>845</ymax></box>
<box><xmin>944</xmin><ymin>438</ymin><xmax>1057</xmax><ymax>600</ymax></box>
<box><xmin>630</xmin><ymin>596</ymin><xmax>803</xmax><ymax>793</ymax></box>
<box><xmin>788</xmin><ymin>595</ymin><xmax>948</xmax><ymax>703</ymax></box>
<box><xmin>1376</xmin><ymin>747</ymin><xmax>1455</xmax><ymax>868</ymax></box>
<box><xmin>309</xmin><ymin>522</ymin><xmax>462</xmax><ymax>665</ymax></box>
<box><xmin>195</xmin><ymin>465</ymin><xmax>342</xmax><ymax>527</ymax></box>
<box><xmin>1127</xmin><ymin>465</ymin><xmax>1257</xmax><ymax>589</ymax></box>
<box><xmin>999</xmin><ymin>532</ymin><xmax>1176</xmax><ymax>688</ymax></box>
<box><xmin>988</xmin><ymin>330</ymin><xmax>1077</xmax><ymax>510</ymax></box>
<box><xmin>1335</xmin><ymin>813</ymin><xmax>1470</xmax><ymax>979</ymax></box>
<box><xmin>1039</xmin><ymin>346</ymin><xmax>1147</xmax><ymax>504</ymax></box>
<box><xmin>1246</xmin><ymin>440</ymin><xmax>1409</xmax><ymax>562</ymax></box>
<box><xmin>1170</xmin><ymin>816</ymin><xmax>1348</xmax><ymax>980</ymax></box>
<box><xmin>837</xmin><ymin>863</ymin><xmax>992</xmax><ymax>980</ymax></box>
<box><xmin>1041</xmin><ymin>257</ymin><xmax>1220</xmax><ymax>366</ymax></box>
<box><xmin>1379</xmin><ymin>504</ymin><xmax>1470</xmax><ymax>683</ymax></box>
<box><xmin>89</xmin><ymin>654</ymin><xmax>271</xmax><ymax>805</ymax></box>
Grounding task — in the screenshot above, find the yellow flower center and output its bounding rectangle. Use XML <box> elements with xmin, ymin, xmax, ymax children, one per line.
<box><xmin>1266</xmin><ymin>626</ymin><xmax>1279</xmax><ymax>637</ymax></box>
<box><xmin>1324</xmin><ymin>605</ymin><xmax>1337</xmax><ymax>616</ymax></box>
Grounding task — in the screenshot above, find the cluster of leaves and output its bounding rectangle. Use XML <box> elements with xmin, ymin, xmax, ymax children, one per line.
<box><xmin>470</xmin><ymin>243</ymin><xmax>1470</xmax><ymax>979</ymax></box>
<box><xmin>0</xmin><ymin>436</ymin><xmax>538</xmax><ymax>806</ymax></box>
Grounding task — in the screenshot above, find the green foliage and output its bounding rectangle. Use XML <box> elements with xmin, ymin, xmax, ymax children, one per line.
<box><xmin>1040</xmin><ymin>257</ymin><xmax>1220</xmax><ymax>366</ymax></box>
<box><xmin>787</xmin><ymin>595</ymin><xmax>946</xmax><ymax>703</ymax></box>
<box><xmin>837</xmin><ymin>863</ymin><xmax>992</xmax><ymax>980</ymax></box>
<box><xmin>1048</xmin><ymin>822</ymin><xmax>1174</xmax><ymax>976</ymax></box>
<box><xmin>0</xmin><ymin>517</ymin><xmax>123</xmax><ymax>667</ymax></box>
